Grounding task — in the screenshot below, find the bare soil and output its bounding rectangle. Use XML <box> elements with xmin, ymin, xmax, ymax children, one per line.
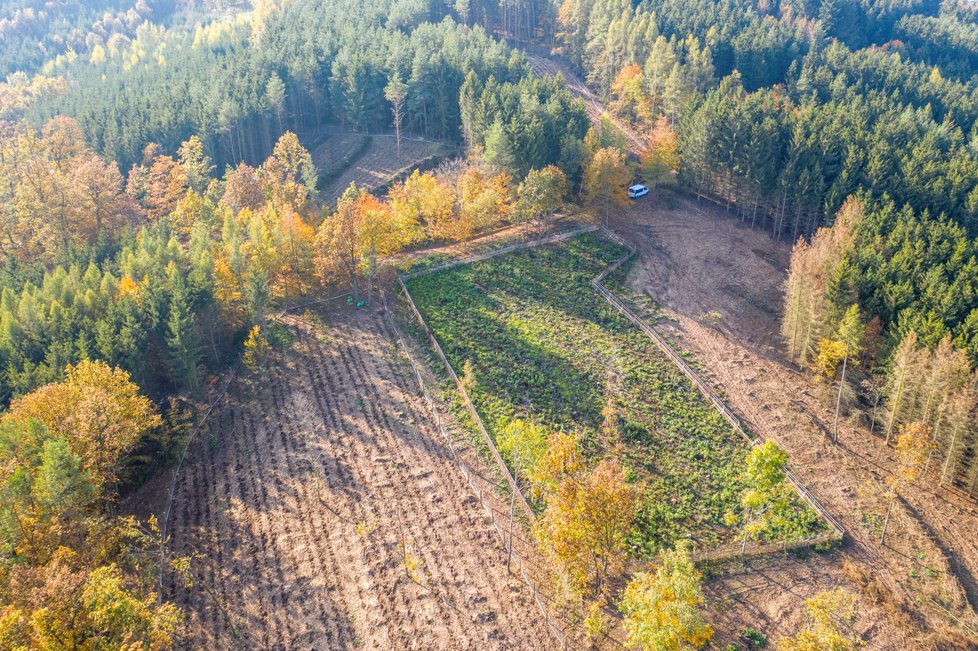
<box><xmin>152</xmin><ymin>308</ymin><xmax>556</xmax><ymax>649</ymax></box>
<box><xmin>613</xmin><ymin>190</ymin><xmax>978</xmax><ymax>648</ymax></box>
<box><xmin>319</xmin><ymin>135</ymin><xmax>447</xmax><ymax>206</ymax></box>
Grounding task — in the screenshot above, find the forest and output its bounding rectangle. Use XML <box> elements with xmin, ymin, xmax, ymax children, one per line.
<box><xmin>0</xmin><ymin>0</ymin><xmax>597</xmax><ymax>637</ymax></box>
<box><xmin>3</xmin><ymin>0</ymin><xmax>978</xmax><ymax>646</ymax></box>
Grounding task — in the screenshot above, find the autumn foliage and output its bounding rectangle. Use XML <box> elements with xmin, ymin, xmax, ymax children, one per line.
<box><xmin>538</xmin><ymin>458</ymin><xmax>639</xmax><ymax>596</ymax></box>
<box><xmin>7</xmin><ymin>360</ymin><xmax>161</xmax><ymax>488</ymax></box>
<box><xmin>0</xmin><ymin>361</ymin><xmax>178</xmax><ymax>648</ymax></box>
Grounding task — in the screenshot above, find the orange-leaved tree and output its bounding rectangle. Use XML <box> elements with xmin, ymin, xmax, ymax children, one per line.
<box><xmin>316</xmin><ymin>185</ymin><xmax>409</xmax><ymax>304</ymax></box>
<box><xmin>538</xmin><ymin>457</ymin><xmax>639</xmax><ymax>596</ymax></box>
<box><xmin>640</xmin><ymin>115</ymin><xmax>679</xmax><ymax>188</ymax></box>
<box><xmin>7</xmin><ymin>359</ymin><xmax>162</xmax><ymax>490</ymax></box>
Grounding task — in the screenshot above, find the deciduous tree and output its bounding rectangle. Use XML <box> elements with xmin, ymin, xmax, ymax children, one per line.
<box><xmin>641</xmin><ymin>116</ymin><xmax>679</xmax><ymax>188</ymax></box>
<box><xmin>261</xmin><ymin>132</ymin><xmax>317</xmax><ymax>214</ymax></box>
<box><xmin>517</xmin><ymin>166</ymin><xmax>568</xmax><ymax>229</ymax></box>
<box><xmin>583</xmin><ymin>147</ymin><xmax>629</xmax><ymax>227</ymax></box>
<box><xmin>726</xmin><ymin>440</ymin><xmax>796</xmax><ymax>551</ymax></box>
<box><xmin>539</xmin><ymin>458</ymin><xmax>639</xmax><ymax>596</ymax></box>
<box><xmin>619</xmin><ymin>542</ymin><xmax>714</xmax><ymax>650</ymax></box>
<box><xmin>880</xmin><ymin>421</ymin><xmax>935</xmax><ymax>544</ymax></box>
<box><xmin>7</xmin><ymin>360</ymin><xmax>162</xmax><ymax>488</ymax></box>
<box><xmin>388</xmin><ymin>171</ymin><xmax>455</xmax><ymax>242</ymax></box>
<box><xmin>780</xmin><ymin>589</ymin><xmax>860</xmax><ymax>651</ymax></box>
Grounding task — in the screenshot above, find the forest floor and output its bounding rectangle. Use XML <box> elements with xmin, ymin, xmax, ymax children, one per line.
<box><xmin>612</xmin><ymin>189</ymin><xmax>978</xmax><ymax>648</ymax></box>
<box><xmin>134</xmin><ymin>308</ymin><xmax>557</xmax><ymax>649</ymax></box>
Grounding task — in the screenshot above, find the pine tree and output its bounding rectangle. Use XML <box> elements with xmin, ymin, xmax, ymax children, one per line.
<box><xmin>177</xmin><ymin>136</ymin><xmax>215</xmax><ymax>194</ymax></box>
<box><xmin>483</xmin><ymin>121</ymin><xmax>516</xmax><ymax>175</ymax></box>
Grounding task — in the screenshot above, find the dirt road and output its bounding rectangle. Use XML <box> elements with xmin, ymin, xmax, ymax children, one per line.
<box><xmin>161</xmin><ymin>309</ymin><xmax>555</xmax><ymax>649</ymax></box>
<box><xmin>527</xmin><ymin>54</ymin><xmax>646</xmax><ymax>156</ymax></box>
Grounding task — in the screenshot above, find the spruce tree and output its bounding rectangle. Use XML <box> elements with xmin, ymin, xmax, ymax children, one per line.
<box><xmin>166</xmin><ymin>267</ymin><xmax>201</xmax><ymax>394</ymax></box>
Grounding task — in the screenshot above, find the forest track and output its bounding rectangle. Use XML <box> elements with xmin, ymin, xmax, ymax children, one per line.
<box><xmin>526</xmin><ymin>54</ymin><xmax>645</xmax><ymax>157</ymax></box>
<box><xmin>162</xmin><ymin>307</ymin><xmax>555</xmax><ymax>649</ymax></box>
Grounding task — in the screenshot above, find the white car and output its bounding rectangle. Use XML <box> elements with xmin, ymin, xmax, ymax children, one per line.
<box><xmin>628</xmin><ymin>184</ymin><xmax>649</xmax><ymax>199</ymax></box>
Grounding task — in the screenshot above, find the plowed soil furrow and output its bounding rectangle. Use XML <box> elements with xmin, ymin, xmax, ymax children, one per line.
<box><xmin>361</xmin><ymin>317</ymin><xmax>549</xmax><ymax>645</ymax></box>
<box><xmin>260</xmin><ymin>367</ymin><xmax>339</xmax><ymax>644</ymax></box>
<box><xmin>164</xmin><ymin>308</ymin><xmax>555</xmax><ymax>649</ymax></box>
<box><xmin>268</xmin><ymin>343</ymin><xmax>395</xmax><ymax>647</ymax></box>
<box><xmin>332</xmin><ymin>335</ymin><xmax>482</xmax><ymax>644</ymax></box>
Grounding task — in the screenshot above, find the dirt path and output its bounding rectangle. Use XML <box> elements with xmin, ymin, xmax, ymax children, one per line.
<box><xmin>527</xmin><ymin>54</ymin><xmax>645</xmax><ymax>156</ymax></box>
<box><xmin>613</xmin><ymin>190</ymin><xmax>978</xmax><ymax>647</ymax></box>
<box><xmin>161</xmin><ymin>309</ymin><xmax>555</xmax><ymax>649</ymax></box>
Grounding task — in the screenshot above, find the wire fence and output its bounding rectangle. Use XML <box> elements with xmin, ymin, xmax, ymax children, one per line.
<box><xmin>381</xmin><ymin>290</ymin><xmax>584</xmax><ymax>649</ymax></box>
<box><xmin>157</xmin><ymin>358</ymin><xmax>241</xmax><ymax>601</ymax></box>
<box><xmin>158</xmin><ymin>293</ymin><xmax>355</xmax><ymax>602</ymax></box>
<box><xmin>593</xmin><ymin>226</ymin><xmax>846</xmax><ymax>558</ymax></box>
<box><xmin>399</xmin><ymin>223</ymin><xmax>599</xmax><ymax>281</ymax></box>
<box><xmin>391</xmin><ymin>223</ymin><xmax>847</xmax><ymax>645</ymax></box>
<box><xmin>397</xmin><ymin>223</ymin><xmax>604</xmax><ymax>522</ymax></box>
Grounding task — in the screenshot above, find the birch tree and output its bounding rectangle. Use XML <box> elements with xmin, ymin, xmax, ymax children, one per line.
<box><xmin>583</xmin><ymin>146</ymin><xmax>629</xmax><ymax>228</ymax></box>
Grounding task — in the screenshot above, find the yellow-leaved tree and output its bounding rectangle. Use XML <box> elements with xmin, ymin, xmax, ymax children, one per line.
<box><xmin>0</xmin><ymin>362</ymin><xmax>180</xmax><ymax>649</ymax></box>
<box><xmin>7</xmin><ymin>359</ymin><xmax>162</xmax><ymax>489</ymax></box>
<box><xmin>880</xmin><ymin>421</ymin><xmax>935</xmax><ymax>545</ymax></box>
<box><xmin>619</xmin><ymin>542</ymin><xmax>714</xmax><ymax>650</ymax></box>
<box><xmin>243</xmin><ymin>324</ymin><xmax>269</xmax><ymax>372</ymax></box>
<box><xmin>725</xmin><ymin>440</ymin><xmax>796</xmax><ymax>553</ymax></box>
<box><xmin>583</xmin><ymin>146</ymin><xmax>630</xmax><ymax>227</ymax></box>
<box><xmin>538</xmin><ymin>458</ymin><xmax>639</xmax><ymax>596</ymax></box>
<box><xmin>640</xmin><ymin>116</ymin><xmax>679</xmax><ymax>188</ymax></box>
<box><xmin>780</xmin><ymin>589</ymin><xmax>861</xmax><ymax>651</ymax></box>
<box><xmin>388</xmin><ymin>170</ymin><xmax>455</xmax><ymax>242</ymax></box>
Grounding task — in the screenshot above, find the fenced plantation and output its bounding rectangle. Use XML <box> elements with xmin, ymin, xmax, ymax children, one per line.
<box><xmin>400</xmin><ymin>228</ymin><xmax>842</xmax><ymax>562</ymax></box>
<box><xmin>311</xmin><ymin>131</ymin><xmax>451</xmax><ymax>206</ymax></box>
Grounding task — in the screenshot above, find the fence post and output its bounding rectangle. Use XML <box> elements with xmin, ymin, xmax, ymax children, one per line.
<box><xmin>507</xmin><ymin>485</ymin><xmax>516</xmax><ymax>573</ymax></box>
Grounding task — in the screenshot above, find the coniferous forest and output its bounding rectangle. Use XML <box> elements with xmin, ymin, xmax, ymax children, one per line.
<box><xmin>4</xmin><ymin>0</ymin><xmax>978</xmax><ymax>647</ymax></box>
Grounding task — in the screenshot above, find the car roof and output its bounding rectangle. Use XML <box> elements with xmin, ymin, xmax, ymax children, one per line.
<box><xmin>629</xmin><ymin>184</ymin><xmax>647</xmax><ymax>191</ymax></box>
